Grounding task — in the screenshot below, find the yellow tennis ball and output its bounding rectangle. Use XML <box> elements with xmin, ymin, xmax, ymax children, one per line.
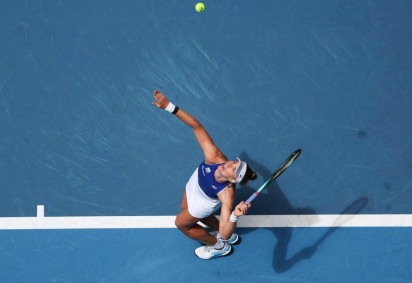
<box><xmin>195</xmin><ymin>3</ymin><xmax>205</xmax><ymax>13</ymax></box>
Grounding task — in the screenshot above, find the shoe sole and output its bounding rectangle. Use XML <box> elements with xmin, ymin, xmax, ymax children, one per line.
<box><xmin>214</xmin><ymin>245</ymin><xmax>232</xmax><ymax>259</ymax></box>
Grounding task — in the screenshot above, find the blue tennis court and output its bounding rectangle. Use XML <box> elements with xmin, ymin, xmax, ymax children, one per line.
<box><xmin>1</xmin><ymin>1</ymin><xmax>411</xmax><ymax>282</ymax></box>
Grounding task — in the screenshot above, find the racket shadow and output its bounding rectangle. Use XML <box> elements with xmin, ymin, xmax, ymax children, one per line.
<box><xmin>235</xmin><ymin>152</ymin><xmax>369</xmax><ymax>273</ymax></box>
<box><xmin>235</xmin><ymin>152</ymin><xmax>316</xmax><ymax>273</ymax></box>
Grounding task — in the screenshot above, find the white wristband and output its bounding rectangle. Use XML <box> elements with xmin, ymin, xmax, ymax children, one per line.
<box><xmin>165</xmin><ymin>102</ymin><xmax>176</xmax><ymax>113</ymax></box>
<box><xmin>230</xmin><ymin>212</ymin><xmax>239</xmax><ymax>223</ymax></box>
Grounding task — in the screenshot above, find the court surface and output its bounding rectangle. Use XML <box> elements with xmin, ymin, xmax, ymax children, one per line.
<box><xmin>1</xmin><ymin>1</ymin><xmax>411</xmax><ymax>282</ymax></box>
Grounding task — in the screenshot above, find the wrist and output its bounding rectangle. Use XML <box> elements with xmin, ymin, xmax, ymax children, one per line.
<box><xmin>165</xmin><ymin>102</ymin><xmax>179</xmax><ymax>114</ymax></box>
<box><xmin>230</xmin><ymin>211</ymin><xmax>239</xmax><ymax>223</ymax></box>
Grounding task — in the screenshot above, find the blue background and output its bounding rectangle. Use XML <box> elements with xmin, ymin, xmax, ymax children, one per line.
<box><xmin>1</xmin><ymin>1</ymin><xmax>411</xmax><ymax>282</ymax></box>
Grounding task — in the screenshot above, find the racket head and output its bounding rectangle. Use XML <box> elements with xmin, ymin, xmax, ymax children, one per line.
<box><xmin>270</xmin><ymin>148</ymin><xmax>301</xmax><ymax>181</ymax></box>
<box><xmin>245</xmin><ymin>149</ymin><xmax>302</xmax><ymax>204</ymax></box>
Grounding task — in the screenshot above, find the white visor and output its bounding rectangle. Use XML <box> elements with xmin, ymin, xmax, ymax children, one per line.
<box><xmin>235</xmin><ymin>158</ymin><xmax>247</xmax><ymax>183</ymax></box>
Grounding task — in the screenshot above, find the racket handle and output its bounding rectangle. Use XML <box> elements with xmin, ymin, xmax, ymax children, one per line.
<box><xmin>245</xmin><ymin>192</ymin><xmax>258</xmax><ymax>204</ymax></box>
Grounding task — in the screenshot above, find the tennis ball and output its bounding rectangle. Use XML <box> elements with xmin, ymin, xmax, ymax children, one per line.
<box><xmin>195</xmin><ymin>3</ymin><xmax>205</xmax><ymax>13</ymax></box>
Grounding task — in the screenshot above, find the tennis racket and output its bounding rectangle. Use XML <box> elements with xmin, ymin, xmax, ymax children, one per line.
<box><xmin>245</xmin><ymin>149</ymin><xmax>302</xmax><ymax>204</ymax></box>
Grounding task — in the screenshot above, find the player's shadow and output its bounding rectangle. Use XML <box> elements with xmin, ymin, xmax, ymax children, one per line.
<box><xmin>235</xmin><ymin>152</ymin><xmax>368</xmax><ymax>273</ymax></box>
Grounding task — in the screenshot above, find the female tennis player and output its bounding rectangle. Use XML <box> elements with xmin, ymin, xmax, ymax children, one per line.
<box><xmin>152</xmin><ymin>90</ymin><xmax>257</xmax><ymax>260</ymax></box>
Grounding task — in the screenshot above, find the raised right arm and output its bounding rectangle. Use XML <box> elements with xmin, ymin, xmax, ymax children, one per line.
<box><xmin>152</xmin><ymin>90</ymin><xmax>227</xmax><ymax>164</ymax></box>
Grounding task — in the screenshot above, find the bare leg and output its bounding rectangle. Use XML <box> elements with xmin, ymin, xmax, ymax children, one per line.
<box><xmin>200</xmin><ymin>215</ymin><xmax>220</xmax><ymax>231</ymax></box>
<box><xmin>175</xmin><ymin>191</ymin><xmax>217</xmax><ymax>246</ymax></box>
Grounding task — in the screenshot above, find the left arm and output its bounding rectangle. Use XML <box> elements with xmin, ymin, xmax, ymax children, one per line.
<box><xmin>218</xmin><ymin>187</ymin><xmax>251</xmax><ymax>239</ymax></box>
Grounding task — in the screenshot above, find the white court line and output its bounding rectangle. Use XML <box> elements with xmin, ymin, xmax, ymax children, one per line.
<box><xmin>1</xmin><ymin>214</ymin><xmax>412</xmax><ymax>230</ymax></box>
<box><xmin>37</xmin><ymin>205</ymin><xmax>44</xmax><ymax>218</ymax></box>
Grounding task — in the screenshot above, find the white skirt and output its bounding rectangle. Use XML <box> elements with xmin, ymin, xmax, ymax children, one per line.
<box><xmin>186</xmin><ymin>168</ymin><xmax>221</xmax><ymax>219</ymax></box>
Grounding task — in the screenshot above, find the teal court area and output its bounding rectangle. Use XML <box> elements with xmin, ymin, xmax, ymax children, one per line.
<box><xmin>1</xmin><ymin>1</ymin><xmax>411</xmax><ymax>282</ymax></box>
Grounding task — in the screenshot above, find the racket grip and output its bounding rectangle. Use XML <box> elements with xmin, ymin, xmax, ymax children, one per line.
<box><xmin>245</xmin><ymin>193</ymin><xmax>258</xmax><ymax>204</ymax></box>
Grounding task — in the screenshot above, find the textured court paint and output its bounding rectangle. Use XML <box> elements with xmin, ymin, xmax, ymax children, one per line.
<box><xmin>1</xmin><ymin>1</ymin><xmax>412</xmax><ymax>282</ymax></box>
<box><xmin>2</xmin><ymin>214</ymin><xmax>412</xmax><ymax>230</ymax></box>
<box><xmin>1</xmin><ymin>1</ymin><xmax>412</xmax><ymax>217</ymax></box>
<box><xmin>0</xmin><ymin>228</ymin><xmax>411</xmax><ymax>282</ymax></box>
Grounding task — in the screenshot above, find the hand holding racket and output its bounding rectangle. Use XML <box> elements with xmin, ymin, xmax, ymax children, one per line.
<box><xmin>233</xmin><ymin>201</ymin><xmax>251</xmax><ymax>216</ymax></box>
<box><xmin>245</xmin><ymin>149</ymin><xmax>301</xmax><ymax>204</ymax></box>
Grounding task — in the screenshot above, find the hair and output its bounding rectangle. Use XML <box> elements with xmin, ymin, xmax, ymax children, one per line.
<box><xmin>240</xmin><ymin>165</ymin><xmax>257</xmax><ymax>185</ymax></box>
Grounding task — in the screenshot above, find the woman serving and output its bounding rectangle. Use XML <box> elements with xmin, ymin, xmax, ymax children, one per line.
<box><xmin>152</xmin><ymin>90</ymin><xmax>257</xmax><ymax>259</ymax></box>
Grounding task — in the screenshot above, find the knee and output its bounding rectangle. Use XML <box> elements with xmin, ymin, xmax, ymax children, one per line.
<box><xmin>175</xmin><ymin>216</ymin><xmax>185</xmax><ymax>232</ymax></box>
<box><xmin>175</xmin><ymin>216</ymin><xmax>195</xmax><ymax>237</ymax></box>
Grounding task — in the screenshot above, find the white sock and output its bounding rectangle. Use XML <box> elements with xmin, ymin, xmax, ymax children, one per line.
<box><xmin>212</xmin><ymin>239</ymin><xmax>225</xmax><ymax>250</ymax></box>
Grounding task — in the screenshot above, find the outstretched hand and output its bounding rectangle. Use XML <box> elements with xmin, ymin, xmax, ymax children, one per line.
<box><xmin>152</xmin><ymin>90</ymin><xmax>169</xmax><ymax>109</ymax></box>
<box><xmin>234</xmin><ymin>201</ymin><xmax>251</xmax><ymax>217</ymax></box>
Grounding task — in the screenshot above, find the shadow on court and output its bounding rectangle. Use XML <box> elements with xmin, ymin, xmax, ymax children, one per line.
<box><xmin>235</xmin><ymin>152</ymin><xmax>369</xmax><ymax>273</ymax></box>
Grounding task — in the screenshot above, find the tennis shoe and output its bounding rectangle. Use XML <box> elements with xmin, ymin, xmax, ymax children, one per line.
<box><xmin>210</xmin><ymin>231</ymin><xmax>240</xmax><ymax>245</ymax></box>
<box><xmin>195</xmin><ymin>242</ymin><xmax>232</xmax><ymax>260</ymax></box>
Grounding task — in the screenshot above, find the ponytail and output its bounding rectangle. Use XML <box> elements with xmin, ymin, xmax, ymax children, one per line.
<box><xmin>240</xmin><ymin>166</ymin><xmax>257</xmax><ymax>185</ymax></box>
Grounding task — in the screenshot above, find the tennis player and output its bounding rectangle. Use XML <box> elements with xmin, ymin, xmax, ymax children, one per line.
<box><xmin>152</xmin><ymin>90</ymin><xmax>257</xmax><ymax>259</ymax></box>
